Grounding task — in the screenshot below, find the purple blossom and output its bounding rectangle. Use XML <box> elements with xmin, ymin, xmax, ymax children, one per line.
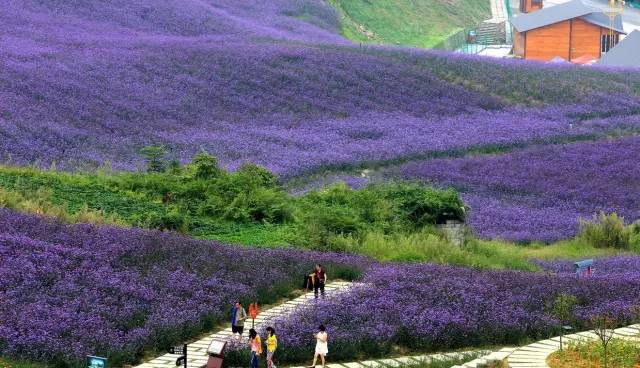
<box><xmin>0</xmin><ymin>209</ymin><xmax>368</xmax><ymax>363</ymax></box>
<box><xmin>398</xmin><ymin>137</ymin><xmax>640</xmax><ymax>242</ymax></box>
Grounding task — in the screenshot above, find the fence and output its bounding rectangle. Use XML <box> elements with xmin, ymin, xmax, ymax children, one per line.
<box><xmin>433</xmin><ymin>28</ymin><xmax>469</xmax><ymax>51</ymax></box>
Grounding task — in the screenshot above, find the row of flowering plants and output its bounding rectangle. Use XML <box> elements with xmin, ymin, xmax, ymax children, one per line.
<box><xmin>0</xmin><ymin>209</ymin><xmax>368</xmax><ymax>367</ymax></box>
<box><xmin>398</xmin><ymin>136</ymin><xmax>640</xmax><ymax>242</ymax></box>
<box><xmin>225</xmin><ymin>259</ymin><xmax>640</xmax><ymax>365</ymax></box>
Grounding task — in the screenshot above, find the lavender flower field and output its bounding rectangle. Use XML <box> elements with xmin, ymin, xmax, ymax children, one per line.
<box><xmin>4</xmin><ymin>0</ymin><xmax>640</xmax><ymax>365</ymax></box>
<box><xmin>0</xmin><ymin>209</ymin><xmax>366</xmax><ymax>365</ymax></box>
<box><xmin>398</xmin><ymin>137</ymin><xmax>640</xmax><ymax>242</ymax></box>
<box><xmin>3</xmin><ymin>0</ymin><xmax>640</xmax><ymax>179</ymax></box>
<box><xmin>237</xmin><ymin>260</ymin><xmax>640</xmax><ymax>364</ymax></box>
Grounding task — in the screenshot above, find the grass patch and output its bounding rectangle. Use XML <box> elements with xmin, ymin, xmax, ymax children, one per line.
<box><xmin>328</xmin><ymin>0</ymin><xmax>491</xmax><ymax>48</ymax></box>
<box><xmin>548</xmin><ymin>338</ymin><xmax>640</xmax><ymax>368</ymax></box>
<box><xmin>0</xmin><ymin>358</ymin><xmax>45</xmax><ymax>368</ymax></box>
<box><xmin>353</xmin><ymin>231</ymin><xmax>625</xmax><ymax>271</ymax></box>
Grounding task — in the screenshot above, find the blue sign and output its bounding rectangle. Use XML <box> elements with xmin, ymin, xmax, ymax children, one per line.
<box><xmin>87</xmin><ymin>356</ymin><xmax>107</xmax><ymax>368</ymax></box>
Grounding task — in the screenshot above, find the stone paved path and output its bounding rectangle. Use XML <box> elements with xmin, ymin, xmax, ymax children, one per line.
<box><xmin>135</xmin><ymin>281</ymin><xmax>355</xmax><ymax>368</ymax></box>
<box><xmin>288</xmin><ymin>350</ymin><xmax>491</xmax><ymax>368</ymax></box>
<box><xmin>451</xmin><ymin>348</ymin><xmax>516</xmax><ymax>368</ymax></box>
<box><xmin>506</xmin><ymin>323</ymin><xmax>640</xmax><ymax>368</ymax></box>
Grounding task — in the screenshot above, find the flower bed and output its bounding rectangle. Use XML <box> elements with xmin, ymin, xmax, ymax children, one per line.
<box><xmin>225</xmin><ymin>261</ymin><xmax>640</xmax><ymax>365</ymax></box>
<box><xmin>398</xmin><ymin>137</ymin><xmax>640</xmax><ymax>242</ymax></box>
<box><xmin>0</xmin><ymin>209</ymin><xmax>367</xmax><ymax>366</ymax></box>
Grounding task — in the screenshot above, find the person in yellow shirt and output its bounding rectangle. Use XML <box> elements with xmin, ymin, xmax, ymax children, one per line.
<box><xmin>265</xmin><ymin>326</ymin><xmax>278</xmax><ymax>368</ymax></box>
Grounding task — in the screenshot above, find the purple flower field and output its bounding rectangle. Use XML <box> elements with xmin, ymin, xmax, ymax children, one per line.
<box><xmin>3</xmin><ymin>0</ymin><xmax>640</xmax><ymax>180</ymax></box>
<box><xmin>0</xmin><ymin>209</ymin><xmax>366</xmax><ymax>364</ymax></box>
<box><xmin>398</xmin><ymin>137</ymin><xmax>640</xmax><ymax>242</ymax></box>
<box><xmin>248</xmin><ymin>259</ymin><xmax>640</xmax><ymax>363</ymax></box>
<box><xmin>4</xmin><ymin>207</ymin><xmax>640</xmax><ymax>365</ymax></box>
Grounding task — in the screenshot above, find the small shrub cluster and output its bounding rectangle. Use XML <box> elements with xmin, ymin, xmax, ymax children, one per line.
<box><xmin>579</xmin><ymin>212</ymin><xmax>632</xmax><ymax>250</ymax></box>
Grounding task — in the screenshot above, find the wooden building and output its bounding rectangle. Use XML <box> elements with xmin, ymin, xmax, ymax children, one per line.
<box><xmin>510</xmin><ymin>0</ymin><xmax>625</xmax><ymax>62</ymax></box>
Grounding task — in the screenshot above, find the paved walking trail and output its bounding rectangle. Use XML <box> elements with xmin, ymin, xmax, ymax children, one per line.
<box><xmin>135</xmin><ymin>281</ymin><xmax>354</xmax><ymax>368</ymax></box>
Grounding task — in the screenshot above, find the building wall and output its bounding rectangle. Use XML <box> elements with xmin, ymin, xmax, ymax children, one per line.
<box><xmin>569</xmin><ymin>18</ymin><xmax>603</xmax><ymax>61</ymax></box>
<box><xmin>513</xmin><ymin>30</ymin><xmax>526</xmax><ymax>57</ymax></box>
<box><xmin>521</xmin><ymin>0</ymin><xmax>543</xmax><ymax>13</ymax></box>
<box><xmin>524</xmin><ymin>21</ymin><xmax>571</xmax><ymax>61</ymax></box>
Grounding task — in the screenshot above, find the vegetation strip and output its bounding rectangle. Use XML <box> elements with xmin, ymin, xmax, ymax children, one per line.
<box><xmin>507</xmin><ymin>324</ymin><xmax>640</xmax><ymax>368</ymax></box>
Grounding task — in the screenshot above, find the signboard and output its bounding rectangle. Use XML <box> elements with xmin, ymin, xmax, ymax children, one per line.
<box><xmin>207</xmin><ymin>339</ymin><xmax>226</xmax><ymax>356</ymax></box>
<box><xmin>86</xmin><ymin>356</ymin><xmax>107</xmax><ymax>368</ymax></box>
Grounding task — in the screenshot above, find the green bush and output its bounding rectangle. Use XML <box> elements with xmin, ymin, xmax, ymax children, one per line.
<box><xmin>294</xmin><ymin>182</ymin><xmax>465</xmax><ymax>250</ymax></box>
<box><xmin>146</xmin><ymin>209</ymin><xmax>190</xmax><ymax>232</ymax></box>
<box><xmin>578</xmin><ymin>212</ymin><xmax>631</xmax><ymax>249</ymax></box>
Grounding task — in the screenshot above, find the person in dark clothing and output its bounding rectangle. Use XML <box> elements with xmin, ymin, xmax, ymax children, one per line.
<box><xmin>311</xmin><ymin>264</ymin><xmax>327</xmax><ymax>299</ymax></box>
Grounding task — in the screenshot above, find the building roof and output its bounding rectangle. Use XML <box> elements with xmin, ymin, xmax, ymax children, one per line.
<box><xmin>582</xmin><ymin>12</ymin><xmax>625</xmax><ymax>34</ymax></box>
<box><xmin>510</xmin><ymin>0</ymin><xmax>626</xmax><ymax>34</ymax></box>
<box><xmin>597</xmin><ymin>30</ymin><xmax>640</xmax><ymax>67</ymax></box>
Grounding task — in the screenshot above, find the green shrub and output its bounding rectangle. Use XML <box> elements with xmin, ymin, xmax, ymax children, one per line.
<box><xmin>222</xmin><ymin>188</ymin><xmax>292</xmax><ymax>223</ymax></box>
<box><xmin>146</xmin><ymin>210</ymin><xmax>190</xmax><ymax>232</ymax></box>
<box><xmin>294</xmin><ymin>182</ymin><xmax>465</xmax><ymax>250</ymax></box>
<box><xmin>578</xmin><ymin>212</ymin><xmax>631</xmax><ymax>249</ymax></box>
<box><xmin>189</xmin><ymin>151</ymin><xmax>222</xmax><ymax>180</ymax></box>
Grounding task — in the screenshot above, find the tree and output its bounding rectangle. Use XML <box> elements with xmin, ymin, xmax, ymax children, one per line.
<box><xmin>139</xmin><ymin>145</ymin><xmax>167</xmax><ymax>173</ymax></box>
<box><xmin>551</xmin><ymin>293</ymin><xmax>578</xmax><ymax>351</ymax></box>
<box><xmin>591</xmin><ymin>314</ymin><xmax>616</xmax><ymax>368</ymax></box>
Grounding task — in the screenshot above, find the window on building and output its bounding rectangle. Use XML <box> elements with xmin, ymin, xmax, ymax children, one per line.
<box><xmin>521</xmin><ymin>0</ymin><xmax>543</xmax><ymax>12</ymax></box>
<box><xmin>601</xmin><ymin>34</ymin><xmax>620</xmax><ymax>53</ymax></box>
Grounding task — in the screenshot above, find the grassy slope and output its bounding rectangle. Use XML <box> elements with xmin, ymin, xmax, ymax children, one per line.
<box><xmin>0</xmin><ymin>165</ymin><xmax>633</xmax><ymax>271</ymax></box>
<box><xmin>329</xmin><ymin>0</ymin><xmax>491</xmax><ymax>48</ymax></box>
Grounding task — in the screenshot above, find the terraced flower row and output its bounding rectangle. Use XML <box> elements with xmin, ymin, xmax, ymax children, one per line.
<box><xmin>398</xmin><ymin>136</ymin><xmax>640</xmax><ymax>241</ymax></box>
<box><xmin>246</xmin><ymin>260</ymin><xmax>640</xmax><ymax>364</ymax></box>
<box><xmin>4</xmin><ymin>1</ymin><xmax>640</xmax><ymax>179</ymax></box>
<box><xmin>0</xmin><ymin>209</ymin><xmax>367</xmax><ymax>365</ymax></box>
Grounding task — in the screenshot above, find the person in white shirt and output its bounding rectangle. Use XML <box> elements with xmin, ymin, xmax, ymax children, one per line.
<box><xmin>307</xmin><ymin>324</ymin><xmax>328</xmax><ymax>368</ymax></box>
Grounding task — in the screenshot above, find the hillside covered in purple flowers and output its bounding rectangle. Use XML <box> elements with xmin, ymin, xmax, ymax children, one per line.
<box><xmin>2</xmin><ymin>1</ymin><xmax>640</xmax><ymax>240</ymax></box>
<box><xmin>3</xmin><ymin>1</ymin><xmax>640</xmax><ymax>367</ymax></box>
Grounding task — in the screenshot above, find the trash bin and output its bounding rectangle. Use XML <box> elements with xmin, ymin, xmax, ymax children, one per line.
<box><xmin>206</xmin><ymin>339</ymin><xmax>227</xmax><ymax>368</ymax></box>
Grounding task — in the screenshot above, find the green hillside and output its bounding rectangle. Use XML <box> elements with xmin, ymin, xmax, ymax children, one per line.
<box><xmin>329</xmin><ymin>0</ymin><xmax>491</xmax><ymax>48</ymax></box>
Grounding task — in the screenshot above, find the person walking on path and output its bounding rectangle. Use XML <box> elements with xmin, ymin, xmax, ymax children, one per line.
<box><xmin>249</xmin><ymin>328</ymin><xmax>262</xmax><ymax>368</ymax></box>
<box><xmin>311</xmin><ymin>264</ymin><xmax>327</xmax><ymax>299</ymax></box>
<box><xmin>308</xmin><ymin>325</ymin><xmax>328</xmax><ymax>368</ymax></box>
<box><xmin>265</xmin><ymin>326</ymin><xmax>278</xmax><ymax>368</ymax></box>
<box><xmin>232</xmin><ymin>301</ymin><xmax>247</xmax><ymax>340</ymax></box>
